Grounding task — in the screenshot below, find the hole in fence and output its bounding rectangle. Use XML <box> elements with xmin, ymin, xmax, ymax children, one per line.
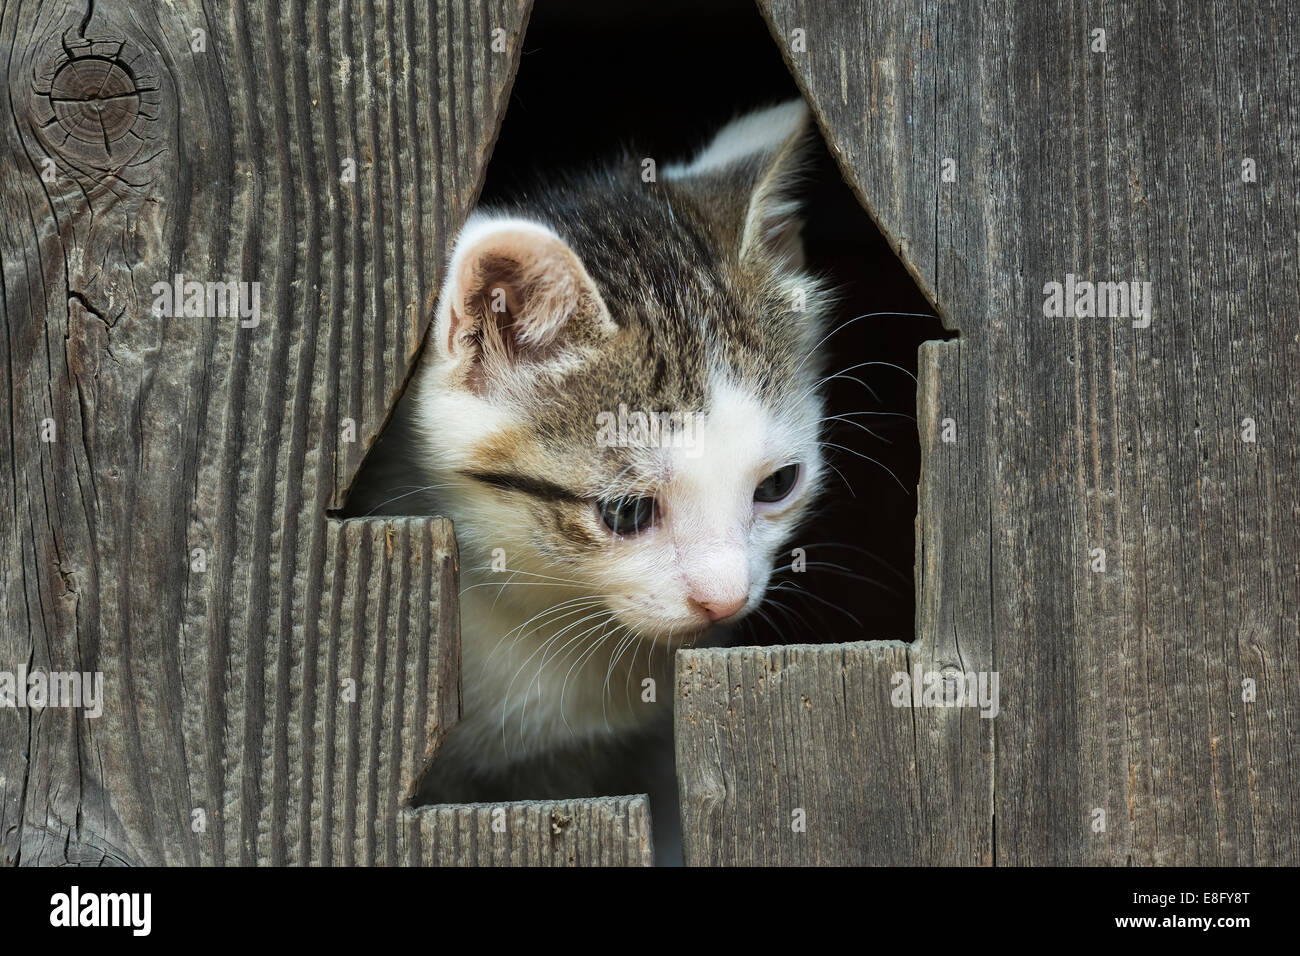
<box><xmin>341</xmin><ymin>0</ymin><xmax>955</xmax><ymax>862</ymax></box>
<box><xmin>475</xmin><ymin>3</ymin><xmax>955</xmax><ymax>647</ymax></box>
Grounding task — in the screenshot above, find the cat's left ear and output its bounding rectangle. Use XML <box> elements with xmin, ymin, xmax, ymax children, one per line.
<box><xmin>664</xmin><ymin>99</ymin><xmax>815</xmax><ymax>270</ymax></box>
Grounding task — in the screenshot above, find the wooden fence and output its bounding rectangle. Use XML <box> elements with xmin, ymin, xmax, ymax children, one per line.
<box><xmin>2</xmin><ymin>0</ymin><xmax>1295</xmax><ymax>866</ymax></box>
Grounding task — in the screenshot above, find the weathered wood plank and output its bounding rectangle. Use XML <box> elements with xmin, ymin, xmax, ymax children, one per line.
<box><xmin>736</xmin><ymin>0</ymin><xmax>1300</xmax><ymax>864</ymax></box>
<box><xmin>677</xmin><ymin>643</ymin><xmax>909</xmax><ymax>866</ymax></box>
<box><xmin>1</xmin><ymin>0</ymin><xmax>531</xmax><ymax>865</ymax></box>
<box><xmin>403</xmin><ymin>795</ymin><xmax>654</xmax><ymax>866</ymax></box>
<box><xmin>675</xmin><ymin>639</ymin><xmax>990</xmax><ymax>866</ymax></box>
<box><xmin>313</xmin><ymin>518</ymin><xmax>459</xmax><ymax>866</ymax></box>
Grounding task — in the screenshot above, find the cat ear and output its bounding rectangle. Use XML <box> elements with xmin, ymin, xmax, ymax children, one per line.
<box><xmin>663</xmin><ymin>99</ymin><xmax>814</xmax><ymax>270</ymax></box>
<box><xmin>435</xmin><ymin>215</ymin><xmax>612</xmax><ymax>387</ymax></box>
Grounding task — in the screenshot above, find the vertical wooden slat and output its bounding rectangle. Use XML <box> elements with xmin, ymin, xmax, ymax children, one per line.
<box><xmin>680</xmin><ymin>0</ymin><xmax>1300</xmax><ymax>865</ymax></box>
<box><xmin>0</xmin><ymin>0</ymin><xmax>530</xmax><ymax>866</ymax></box>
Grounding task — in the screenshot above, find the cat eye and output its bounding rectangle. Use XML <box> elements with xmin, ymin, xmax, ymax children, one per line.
<box><xmin>754</xmin><ymin>464</ymin><xmax>800</xmax><ymax>503</ymax></box>
<box><xmin>599</xmin><ymin>496</ymin><xmax>656</xmax><ymax>535</ymax></box>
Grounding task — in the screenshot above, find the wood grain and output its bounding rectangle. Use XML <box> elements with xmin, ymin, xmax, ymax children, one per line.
<box><xmin>5</xmin><ymin>0</ymin><xmax>1296</xmax><ymax>869</ymax></box>
<box><xmin>676</xmin><ymin>642</ymin><xmax>984</xmax><ymax>865</ymax></box>
<box><xmin>404</xmin><ymin>795</ymin><xmax>654</xmax><ymax>866</ymax></box>
<box><xmin>0</xmin><ymin>0</ymin><xmax>537</xmax><ymax>865</ymax></box>
<box><xmin>677</xmin><ymin>0</ymin><xmax>1298</xmax><ymax>865</ymax></box>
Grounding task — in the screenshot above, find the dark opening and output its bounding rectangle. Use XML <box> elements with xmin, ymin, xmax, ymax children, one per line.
<box><xmin>474</xmin><ymin>0</ymin><xmax>953</xmax><ymax>643</ymax></box>
<box><xmin>341</xmin><ymin>0</ymin><xmax>958</xmax><ymax>864</ymax></box>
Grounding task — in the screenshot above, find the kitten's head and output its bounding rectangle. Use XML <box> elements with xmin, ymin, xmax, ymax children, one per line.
<box><xmin>417</xmin><ymin>100</ymin><xmax>834</xmax><ymax>645</ymax></box>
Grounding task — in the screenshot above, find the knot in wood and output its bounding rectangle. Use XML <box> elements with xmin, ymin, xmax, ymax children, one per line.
<box><xmin>47</xmin><ymin>55</ymin><xmax>140</xmax><ymax>160</ymax></box>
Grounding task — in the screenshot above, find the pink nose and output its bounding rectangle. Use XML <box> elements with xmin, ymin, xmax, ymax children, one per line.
<box><xmin>697</xmin><ymin>595</ymin><xmax>747</xmax><ymax>622</ymax></box>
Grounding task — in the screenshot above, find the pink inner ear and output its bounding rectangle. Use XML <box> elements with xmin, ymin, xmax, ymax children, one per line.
<box><xmin>445</xmin><ymin>224</ymin><xmax>601</xmax><ymax>366</ymax></box>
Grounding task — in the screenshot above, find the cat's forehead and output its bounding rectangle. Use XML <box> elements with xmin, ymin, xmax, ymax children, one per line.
<box><xmin>523</xmin><ymin>321</ymin><xmax>801</xmax><ymax>456</ymax></box>
<box><xmin>521</xmin><ymin>228</ymin><xmax>808</xmax><ymax>425</ymax></box>
<box><xmin>464</xmin><ymin>173</ymin><xmax>826</xmax><ymax>488</ymax></box>
<box><xmin>534</xmin><ymin>182</ymin><xmax>810</xmax><ymax>358</ymax></box>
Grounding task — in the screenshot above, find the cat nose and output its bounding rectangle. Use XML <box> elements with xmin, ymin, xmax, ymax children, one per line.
<box><xmin>684</xmin><ymin>546</ymin><xmax>749</xmax><ymax>622</ymax></box>
<box><xmin>696</xmin><ymin>595</ymin><xmax>747</xmax><ymax>622</ymax></box>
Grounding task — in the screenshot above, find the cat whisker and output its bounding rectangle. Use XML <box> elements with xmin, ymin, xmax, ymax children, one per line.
<box><xmin>625</xmin><ymin>626</ymin><xmax>656</xmax><ymax>711</ymax></box>
<box><xmin>464</xmin><ymin>566</ymin><xmax>598</xmax><ymax>588</ymax></box>
<box><xmin>613</xmin><ymin>623</ymin><xmax>654</xmax><ymax>722</ymax></box>
<box><xmin>490</xmin><ymin>594</ymin><xmax>599</xmax><ymax>646</ymax></box>
<box><xmin>769</xmin><ymin>560</ymin><xmax>903</xmax><ymax>597</ymax></box>
<box><xmin>481</xmin><ymin>598</ymin><xmax>602</xmax><ymax>679</ymax></box>
<box><xmin>812</xmin><ymin>359</ymin><xmax>919</xmax><ymax>390</ymax></box>
<box><xmin>762</xmin><ymin>595</ymin><xmax>818</xmax><ymax>634</ymax></box>
<box><xmin>518</xmin><ymin>603</ymin><xmax>626</xmax><ymax>742</ymax></box>
<box><xmin>817</xmin><ymin>409</ymin><xmax>917</xmax><ymax>423</ymax></box>
<box><xmin>792</xmin><ymin>310</ymin><xmax>939</xmax><ymax>377</ymax></box>
<box><xmin>488</xmin><ymin>607</ymin><xmax>597</xmax><ymax>733</ymax></box>
<box><xmin>785</xmin><ymin>540</ymin><xmax>912</xmax><ymax>583</ymax></box>
<box><xmin>626</xmin><ymin>625</ymin><xmax>656</xmax><ymax>702</ymax></box>
<box><xmin>792</xmin><ymin>360</ymin><xmax>921</xmax><ymax>414</ymax></box>
<box><xmin>807</xmin><ymin>371</ymin><xmax>881</xmax><ymax>405</ymax></box>
<box><xmin>558</xmin><ymin>619</ymin><xmax>622</xmax><ymax>736</ymax></box>
<box><xmin>355</xmin><ymin>482</ymin><xmax>458</xmax><ymax>515</ymax></box>
<box><xmin>768</xmin><ymin>580</ymin><xmax>864</xmax><ymax>628</ymax></box>
<box><xmin>461</xmin><ymin>579</ymin><xmax>595</xmax><ymax>593</ymax></box>
<box><xmin>481</xmin><ymin>566</ymin><xmax>602</xmax><ymax>615</ymax></box>
<box><xmin>817</xmin><ymin>456</ymin><xmax>857</xmax><ymax>498</ymax></box>
<box><xmin>502</xmin><ymin>605</ymin><xmax>612</xmax><ymax>751</ymax></box>
<box><xmin>750</xmin><ymin>601</ymin><xmax>784</xmax><ymax>640</ymax></box>
<box><xmin>755</xmin><ymin>595</ymin><xmax>824</xmax><ymax>643</ymax></box>
<box><xmin>816</xmin><ymin>440</ymin><xmax>911</xmax><ymax>494</ymax></box>
<box><xmin>602</xmin><ymin>624</ymin><xmax>638</xmax><ymax>729</ymax></box>
<box><xmin>819</xmin><ymin>415</ymin><xmax>891</xmax><ymax>444</ymax></box>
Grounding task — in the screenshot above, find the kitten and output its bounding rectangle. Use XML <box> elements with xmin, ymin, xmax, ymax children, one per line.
<box><xmin>350</xmin><ymin>100</ymin><xmax>835</xmax><ymax>830</ymax></box>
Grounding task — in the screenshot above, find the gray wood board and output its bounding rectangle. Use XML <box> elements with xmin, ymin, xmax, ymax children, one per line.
<box><xmin>1</xmin><ymin>0</ymin><xmax>534</xmax><ymax>865</ymax></box>
<box><xmin>674</xmin><ymin>0</ymin><xmax>1300</xmax><ymax>865</ymax></box>
<box><xmin>676</xmin><ymin>642</ymin><xmax>992</xmax><ymax>865</ymax></box>
<box><xmin>404</xmin><ymin>795</ymin><xmax>654</xmax><ymax>866</ymax></box>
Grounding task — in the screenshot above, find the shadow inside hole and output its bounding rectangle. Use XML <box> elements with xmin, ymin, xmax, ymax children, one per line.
<box><xmin>344</xmin><ymin>0</ymin><xmax>955</xmax><ymax>860</ymax></box>
<box><xmin>779</xmin><ymin>147</ymin><xmax>955</xmax><ymax>644</ymax></box>
<box><xmin>357</xmin><ymin>0</ymin><xmax>953</xmax><ymax>643</ymax></box>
